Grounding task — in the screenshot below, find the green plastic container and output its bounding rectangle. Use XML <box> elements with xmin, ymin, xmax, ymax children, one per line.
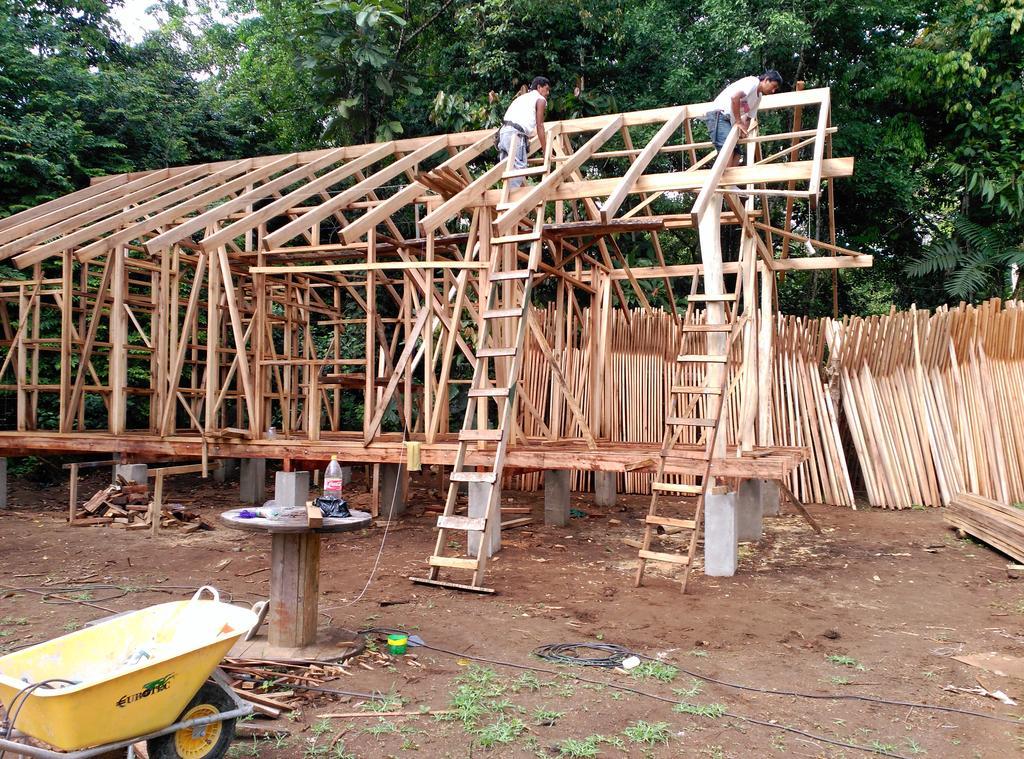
<box><xmin>387</xmin><ymin>633</ymin><xmax>408</xmax><ymax>655</ymax></box>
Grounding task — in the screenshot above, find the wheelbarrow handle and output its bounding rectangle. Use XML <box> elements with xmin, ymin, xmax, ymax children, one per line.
<box><xmin>191</xmin><ymin>585</ymin><xmax>221</xmax><ymax>603</ymax></box>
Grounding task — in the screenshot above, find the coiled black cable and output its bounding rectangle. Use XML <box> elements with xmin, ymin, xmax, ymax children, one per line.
<box><xmin>532</xmin><ymin>642</ymin><xmax>635</xmax><ymax>668</ymax></box>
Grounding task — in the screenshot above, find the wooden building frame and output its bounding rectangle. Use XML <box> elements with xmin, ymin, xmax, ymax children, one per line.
<box><xmin>0</xmin><ymin>88</ymin><xmax>867</xmax><ymax>488</ymax></box>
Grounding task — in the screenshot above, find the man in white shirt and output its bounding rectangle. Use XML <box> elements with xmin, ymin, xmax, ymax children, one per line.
<box><xmin>497</xmin><ymin>76</ymin><xmax>551</xmax><ymax>187</ymax></box>
<box><xmin>705</xmin><ymin>70</ymin><xmax>783</xmax><ymax>167</ymax></box>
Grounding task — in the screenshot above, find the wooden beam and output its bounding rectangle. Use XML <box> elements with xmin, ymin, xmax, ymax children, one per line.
<box><xmin>601</xmin><ymin>107</ymin><xmax>688</xmax><ymax>222</ymax></box>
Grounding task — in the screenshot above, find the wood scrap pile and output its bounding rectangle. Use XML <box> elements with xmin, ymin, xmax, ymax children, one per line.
<box><xmin>71</xmin><ymin>477</ymin><xmax>212</xmax><ymax>532</ymax></box>
<box><xmin>945</xmin><ymin>493</ymin><xmax>1024</xmax><ymax>564</ymax></box>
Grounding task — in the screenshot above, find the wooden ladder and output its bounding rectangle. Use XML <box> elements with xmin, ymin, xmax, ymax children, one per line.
<box><xmin>634</xmin><ymin>266</ymin><xmax>747</xmax><ymax>592</ymax></box>
<box><xmin>412</xmin><ymin>134</ymin><xmax>547</xmax><ymax>593</ymax></box>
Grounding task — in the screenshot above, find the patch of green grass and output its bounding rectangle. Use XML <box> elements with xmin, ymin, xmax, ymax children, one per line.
<box><xmin>310</xmin><ymin>718</ymin><xmax>333</xmax><ymax>736</ymax></box>
<box><xmin>68</xmin><ymin>591</ymin><xmax>93</xmax><ymax>601</ymax></box>
<box><xmin>557</xmin><ymin>736</ymin><xmax>601</xmax><ymax>758</ymax></box>
<box><xmin>622</xmin><ymin>720</ymin><xmax>672</xmax><ymax>745</ymax></box>
<box><xmin>532</xmin><ymin>707</ymin><xmax>564</xmax><ymax>726</ymax></box>
<box><xmin>673</xmin><ymin>678</ymin><xmax>704</xmax><ymax>698</ymax></box>
<box><xmin>227</xmin><ymin>737</ymin><xmax>265</xmax><ymax>757</ymax></box>
<box><xmin>363</xmin><ymin>718</ymin><xmax>400</xmax><ymax>736</ymax></box>
<box><xmin>673</xmin><ymin>701</ymin><xmax>726</xmax><ymax>718</ymax></box>
<box><xmin>332</xmin><ymin>742</ymin><xmax>356</xmax><ymax>759</ymax></box>
<box><xmin>510</xmin><ymin>672</ymin><xmax>541</xmax><ymax>692</ymax></box>
<box><xmin>0</xmin><ymin>617</ymin><xmax>28</xmax><ymax>626</ymax></box>
<box><xmin>826</xmin><ymin>675</ymin><xmax>852</xmax><ymax>686</ymax></box>
<box><xmin>302</xmin><ymin>739</ymin><xmax>330</xmax><ymax>757</ymax></box>
<box><xmin>905</xmin><ymin>737</ymin><xmax>927</xmax><ymax>755</ymax></box>
<box><xmin>438</xmin><ymin>666</ymin><xmax>510</xmax><ymax>728</ymax></box>
<box><xmin>688</xmin><ymin>648</ymin><xmax>710</xmax><ymax>658</ymax></box>
<box><xmin>360</xmin><ymin>690</ymin><xmax>407</xmax><ymax>712</ymax></box>
<box><xmin>631</xmin><ymin>660</ymin><xmax>678</xmax><ymax>682</ymax></box>
<box><xmin>870</xmin><ymin>740</ymin><xmax>899</xmax><ymax>753</ymax></box>
<box><xmin>475</xmin><ymin>715</ymin><xmax>526</xmax><ymax>748</ymax></box>
<box><xmin>826</xmin><ymin>654</ymin><xmax>867</xmax><ymax>671</ymax></box>
<box><xmin>61</xmin><ymin>621</ymin><xmax>80</xmax><ymax>633</ymax></box>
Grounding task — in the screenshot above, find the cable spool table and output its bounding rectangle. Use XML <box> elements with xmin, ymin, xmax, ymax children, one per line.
<box><xmin>220</xmin><ymin>507</ymin><xmax>371</xmax><ymax>654</ymax></box>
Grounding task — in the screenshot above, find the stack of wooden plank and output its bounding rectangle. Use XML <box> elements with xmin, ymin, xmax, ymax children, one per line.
<box><xmin>71</xmin><ymin>478</ymin><xmax>212</xmax><ymax>532</ymax></box>
<box><xmin>945</xmin><ymin>493</ymin><xmax>1024</xmax><ymax>563</ymax></box>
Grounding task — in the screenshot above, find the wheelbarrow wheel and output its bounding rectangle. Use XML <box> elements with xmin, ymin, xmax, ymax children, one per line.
<box><xmin>147</xmin><ymin>682</ymin><xmax>237</xmax><ymax>759</ymax></box>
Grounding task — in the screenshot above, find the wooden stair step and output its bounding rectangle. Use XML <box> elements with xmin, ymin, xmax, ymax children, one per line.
<box><xmin>645</xmin><ymin>515</ymin><xmax>696</xmax><ymax>530</ymax></box>
<box><xmin>638</xmin><ymin>549</ymin><xmax>690</xmax><ymax>565</ymax></box>
<box><xmin>458</xmin><ymin>429</ymin><xmax>504</xmax><ymax>442</ymax></box>
<box><xmin>437</xmin><ymin>515</ymin><xmax>486</xmax><ymax>531</ymax></box>
<box><xmin>477</xmin><ymin>346</ymin><xmax>517</xmax><ymax>358</ymax></box>
<box><xmin>671</xmin><ymin>385</ymin><xmax>723</xmax><ymax>395</ymax></box>
<box><xmin>468</xmin><ymin>387</ymin><xmax>510</xmax><ymax>398</ymax></box>
<box><xmin>483</xmin><ymin>308</ymin><xmax>523</xmax><ymax>319</ymax></box>
<box><xmin>651</xmin><ymin>482</ymin><xmax>703</xmax><ymax>495</ymax></box>
<box><xmin>687</xmin><ymin>293</ymin><xmax>736</xmax><ymax>302</ymax></box>
<box><xmin>682</xmin><ymin>324</ymin><xmax>733</xmax><ymax>333</ymax></box>
<box><xmin>666</xmin><ymin>416</ymin><xmax>716</xmax><ymax>427</ymax></box>
<box><xmin>449</xmin><ymin>471</ymin><xmax>497</xmax><ymax>483</ymax></box>
<box><xmin>489</xmin><ymin>269</ymin><xmax>531</xmax><ymax>282</ymax></box>
<box><xmin>428</xmin><ymin>556</ymin><xmax>479</xmax><ymax>570</ymax></box>
<box><xmin>491</xmin><ymin>232</ymin><xmax>541</xmax><ymax>245</ymax></box>
<box><xmin>677</xmin><ymin>354</ymin><xmax>728</xmax><ymax>363</ymax></box>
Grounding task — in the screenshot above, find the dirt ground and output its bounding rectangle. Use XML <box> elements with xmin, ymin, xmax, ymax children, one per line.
<box><xmin>1</xmin><ymin>467</ymin><xmax>1022</xmax><ymax>759</ymax></box>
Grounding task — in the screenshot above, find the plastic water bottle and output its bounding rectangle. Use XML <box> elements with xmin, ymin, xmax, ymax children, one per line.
<box><xmin>324</xmin><ymin>456</ymin><xmax>344</xmax><ymax>499</ymax></box>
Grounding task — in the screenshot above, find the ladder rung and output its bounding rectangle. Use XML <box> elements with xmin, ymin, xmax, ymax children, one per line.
<box><xmin>666</xmin><ymin>417</ymin><xmax>716</xmax><ymax>427</ymax></box>
<box><xmin>459</xmin><ymin>429</ymin><xmax>504</xmax><ymax>442</ymax></box>
<box><xmin>645</xmin><ymin>515</ymin><xmax>696</xmax><ymax>530</ymax></box>
<box><xmin>677</xmin><ymin>354</ymin><xmax>728</xmax><ymax>363</ymax></box>
<box><xmin>483</xmin><ymin>308</ymin><xmax>522</xmax><ymax>319</ymax></box>
<box><xmin>468</xmin><ymin>387</ymin><xmax>510</xmax><ymax>398</ymax></box>
<box><xmin>502</xmin><ymin>166</ymin><xmax>547</xmax><ymax>179</ymax></box>
<box><xmin>671</xmin><ymin>385</ymin><xmax>723</xmax><ymax>395</ymax></box>
<box><xmin>638</xmin><ymin>549</ymin><xmax>690</xmax><ymax>565</ymax></box>
<box><xmin>687</xmin><ymin>293</ymin><xmax>736</xmax><ymax>302</ymax></box>
<box><xmin>489</xmin><ymin>269</ymin><xmax>531</xmax><ymax>281</ymax></box>
<box><xmin>449</xmin><ymin>471</ymin><xmax>497</xmax><ymax>483</ymax></box>
<box><xmin>651</xmin><ymin>482</ymin><xmax>703</xmax><ymax>495</ymax></box>
<box><xmin>491</xmin><ymin>232</ymin><xmax>540</xmax><ymax>245</ymax></box>
<box><xmin>437</xmin><ymin>515</ymin><xmax>487</xmax><ymax>531</ymax></box>
<box><xmin>428</xmin><ymin>556</ymin><xmax>479</xmax><ymax>570</ymax></box>
<box><xmin>477</xmin><ymin>347</ymin><xmax>517</xmax><ymax>358</ymax></box>
<box><xmin>682</xmin><ymin>324</ymin><xmax>733</xmax><ymax>332</ymax></box>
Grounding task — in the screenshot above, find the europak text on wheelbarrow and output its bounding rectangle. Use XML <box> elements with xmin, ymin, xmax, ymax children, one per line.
<box><xmin>0</xmin><ymin>587</ymin><xmax>258</xmax><ymax>759</ymax></box>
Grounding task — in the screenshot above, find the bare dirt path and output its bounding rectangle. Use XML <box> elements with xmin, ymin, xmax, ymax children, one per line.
<box><xmin>0</xmin><ymin>470</ymin><xmax>1021</xmax><ymax>757</ymax></box>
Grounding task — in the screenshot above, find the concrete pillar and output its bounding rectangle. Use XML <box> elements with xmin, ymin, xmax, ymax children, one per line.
<box><xmin>593</xmin><ymin>471</ymin><xmax>617</xmax><ymax>508</ymax></box>
<box><xmin>379</xmin><ymin>463</ymin><xmax>406</xmax><ymax>520</ymax></box>
<box><xmin>760</xmin><ymin>479</ymin><xmax>781</xmax><ymax>516</ymax></box>
<box><xmin>467</xmin><ymin>482</ymin><xmax>501</xmax><ymax>558</ymax></box>
<box><xmin>0</xmin><ymin>458</ymin><xmax>7</xmax><ymax>509</ymax></box>
<box><xmin>736</xmin><ymin>479</ymin><xmax>764</xmax><ymax>542</ymax></box>
<box><xmin>115</xmin><ymin>463</ymin><xmax>148</xmax><ymax>485</ymax></box>
<box><xmin>275</xmin><ymin>471</ymin><xmax>310</xmax><ymax>510</ymax></box>
<box><xmin>544</xmin><ymin>470</ymin><xmax>570</xmax><ymax>526</ymax></box>
<box><xmin>213</xmin><ymin>459</ymin><xmax>238</xmax><ymax>484</ymax></box>
<box><xmin>240</xmin><ymin>458</ymin><xmax>267</xmax><ymax>504</ymax></box>
<box><xmin>704</xmin><ymin>491</ymin><xmax>738</xmax><ymax>577</ymax></box>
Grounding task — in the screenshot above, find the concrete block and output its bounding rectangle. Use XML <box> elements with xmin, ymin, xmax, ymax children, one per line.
<box><xmin>467</xmin><ymin>482</ymin><xmax>501</xmax><ymax>558</ymax></box>
<box><xmin>213</xmin><ymin>459</ymin><xmax>238</xmax><ymax>484</ymax></box>
<box><xmin>761</xmin><ymin>479</ymin><xmax>781</xmax><ymax>516</ymax></box>
<box><xmin>593</xmin><ymin>471</ymin><xmax>617</xmax><ymax>507</ymax></box>
<box><xmin>115</xmin><ymin>463</ymin><xmax>148</xmax><ymax>485</ymax></box>
<box><xmin>544</xmin><ymin>470</ymin><xmax>570</xmax><ymax>526</ymax></box>
<box><xmin>240</xmin><ymin>458</ymin><xmax>267</xmax><ymax>504</ymax></box>
<box><xmin>704</xmin><ymin>491</ymin><xmax>738</xmax><ymax>577</ymax></box>
<box><xmin>379</xmin><ymin>463</ymin><xmax>406</xmax><ymax>520</ymax></box>
<box><xmin>0</xmin><ymin>458</ymin><xmax>6</xmax><ymax>509</ymax></box>
<box><xmin>736</xmin><ymin>479</ymin><xmax>764</xmax><ymax>542</ymax></box>
<box><xmin>275</xmin><ymin>471</ymin><xmax>310</xmax><ymax>510</ymax></box>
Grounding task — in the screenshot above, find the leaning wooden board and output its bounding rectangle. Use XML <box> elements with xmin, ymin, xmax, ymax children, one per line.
<box><xmin>945</xmin><ymin>492</ymin><xmax>1024</xmax><ymax>564</ymax></box>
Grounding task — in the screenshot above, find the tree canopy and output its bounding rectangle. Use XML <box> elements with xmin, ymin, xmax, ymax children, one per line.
<box><xmin>2</xmin><ymin>0</ymin><xmax>1021</xmax><ymax>313</ymax></box>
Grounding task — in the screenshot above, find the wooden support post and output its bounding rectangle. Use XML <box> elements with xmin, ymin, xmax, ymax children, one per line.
<box><xmin>150</xmin><ymin>471</ymin><xmax>164</xmax><ymax>536</ymax></box>
<box><xmin>68</xmin><ymin>462</ymin><xmax>79</xmax><ymax>525</ymax></box>
<box><xmin>269</xmin><ymin>532</ymin><xmax>321</xmax><ymax>648</ymax></box>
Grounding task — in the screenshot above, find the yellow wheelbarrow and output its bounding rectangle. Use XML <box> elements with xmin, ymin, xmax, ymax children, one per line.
<box><xmin>0</xmin><ymin>587</ymin><xmax>258</xmax><ymax>759</ymax></box>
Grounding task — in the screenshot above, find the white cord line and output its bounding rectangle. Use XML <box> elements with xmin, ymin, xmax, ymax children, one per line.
<box><xmin>322</xmin><ymin>437</ymin><xmax>406</xmax><ymax>611</ymax></box>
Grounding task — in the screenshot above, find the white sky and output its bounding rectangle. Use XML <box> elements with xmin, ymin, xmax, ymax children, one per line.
<box><xmin>110</xmin><ymin>0</ymin><xmax>162</xmax><ymax>42</ymax></box>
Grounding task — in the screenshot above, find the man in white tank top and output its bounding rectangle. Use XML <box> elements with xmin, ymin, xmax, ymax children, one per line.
<box><xmin>704</xmin><ymin>70</ymin><xmax>783</xmax><ymax>167</ymax></box>
<box><xmin>497</xmin><ymin>76</ymin><xmax>551</xmax><ymax>187</ymax></box>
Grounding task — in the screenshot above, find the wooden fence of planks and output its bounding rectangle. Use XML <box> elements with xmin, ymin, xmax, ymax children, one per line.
<box><xmin>510</xmin><ymin>298</ymin><xmax>1024</xmax><ymax>511</ymax></box>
